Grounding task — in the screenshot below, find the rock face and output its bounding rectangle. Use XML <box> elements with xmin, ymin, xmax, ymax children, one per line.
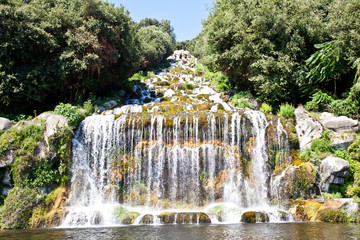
<box><xmin>295</xmin><ymin>106</ymin><xmax>323</xmax><ymax>150</ymax></box>
<box><xmin>320</xmin><ymin>156</ymin><xmax>350</xmax><ymax>192</ymax></box>
<box><xmin>44</xmin><ymin>114</ymin><xmax>68</xmax><ymax>145</ymax></box>
<box><xmin>0</xmin><ymin>117</ymin><xmax>12</xmax><ymax>131</ymax></box>
<box><xmin>167</xmin><ymin>50</ymin><xmax>194</xmax><ymax>60</ymax></box>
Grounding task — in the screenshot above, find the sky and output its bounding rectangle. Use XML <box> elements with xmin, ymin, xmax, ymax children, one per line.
<box><xmin>110</xmin><ymin>0</ymin><xmax>214</xmax><ymax>42</ymax></box>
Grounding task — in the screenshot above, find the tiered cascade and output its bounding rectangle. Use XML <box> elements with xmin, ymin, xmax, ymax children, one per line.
<box><xmin>61</xmin><ymin>60</ymin><xmax>293</xmax><ymax>227</ymax></box>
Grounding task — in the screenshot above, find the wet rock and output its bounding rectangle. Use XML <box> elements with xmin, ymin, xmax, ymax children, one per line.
<box><xmin>241</xmin><ymin>211</ymin><xmax>269</xmax><ymax>223</ymax></box>
<box><xmin>121</xmin><ymin>212</ymin><xmax>140</xmax><ymax>224</ymax></box>
<box><xmin>193</xmin><ymin>86</ymin><xmax>217</xmax><ymax>95</ymax></box>
<box><xmin>140</xmin><ymin>214</ymin><xmax>154</xmax><ymax>225</ymax></box>
<box><xmin>320</xmin><ymin>155</ymin><xmax>350</xmax><ymax>192</ymax></box>
<box><xmin>163</xmin><ymin>89</ymin><xmax>176</xmax><ymax>98</ymax></box>
<box><xmin>158</xmin><ymin>212</ymin><xmax>176</xmax><ymax>224</ymax></box>
<box><xmin>248</xmin><ymin>99</ymin><xmax>261</xmax><ymax>110</ymax></box>
<box><xmin>0</xmin><ymin>117</ymin><xmax>12</xmax><ymax>131</ymax></box>
<box><xmin>198</xmin><ymin>212</ymin><xmax>211</xmax><ymax>223</ymax></box>
<box><xmin>295</xmin><ymin>106</ymin><xmax>323</xmax><ymax>150</ymax></box>
<box><xmin>103</xmin><ymin>100</ymin><xmax>118</xmax><ymax>110</ymax></box>
<box><xmin>289</xmin><ymin>200</ymin><xmax>322</xmax><ymax>221</ymax></box>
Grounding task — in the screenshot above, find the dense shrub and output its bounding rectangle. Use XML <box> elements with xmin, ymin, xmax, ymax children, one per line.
<box><xmin>260</xmin><ymin>103</ymin><xmax>272</xmax><ymax>114</ymax></box>
<box><xmin>305</xmin><ymin>91</ymin><xmax>334</xmax><ymax>112</ymax></box>
<box><xmin>277</xmin><ymin>104</ymin><xmax>295</xmax><ymax>119</ymax></box>
<box><xmin>0</xmin><ymin>0</ymin><xmax>142</xmax><ymax>114</ymax></box>
<box><xmin>54</xmin><ymin>103</ymin><xmax>83</xmax><ymax>129</ymax></box>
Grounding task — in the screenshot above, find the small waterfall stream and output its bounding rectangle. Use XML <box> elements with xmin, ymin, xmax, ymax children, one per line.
<box><xmin>61</xmin><ymin>60</ymin><xmax>293</xmax><ymax>227</ymax></box>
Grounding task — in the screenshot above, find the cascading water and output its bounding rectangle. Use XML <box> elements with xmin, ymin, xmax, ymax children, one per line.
<box><xmin>61</xmin><ymin>60</ymin><xmax>293</xmax><ymax>227</ymax></box>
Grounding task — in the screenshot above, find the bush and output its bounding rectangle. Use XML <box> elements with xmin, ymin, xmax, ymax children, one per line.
<box><xmin>260</xmin><ymin>102</ymin><xmax>272</xmax><ymax>113</ymax></box>
<box><xmin>310</xmin><ymin>138</ymin><xmax>332</xmax><ymax>154</ymax></box>
<box><xmin>82</xmin><ymin>100</ymin><xmax>94</xmax><ymax>116</ymax></box>
<box><xmin>348</xmin><ymin>138</ymin><xmax>360</xmax><ymax>161</ymax></box>
<box><xmin>54</xmin><ymin>103</ymin><xmax>83</xmax><ymax>129</ymax></box>
<box><xmin>277</xmin><ymin>103</ymin><xmax>295</xmax><ymax>119</ymax></box>
<box><xmin>217</xmin><ymin>82</ymin><xmax>230</xmax><ymax>92</ymax></box>
<box><xmin>305</xmin><ymin>91</ymin><xmax>334</xmax><ymax>112</ymax></box>
<box><xmin>30</xmin><ymin>160</ymin><xmax>59</xmax><ymax>187</ymax></box>
<box><xmin>232</xmin><ymin>98</ymin><xmax>250</xmax><ymax>108</ymax></box>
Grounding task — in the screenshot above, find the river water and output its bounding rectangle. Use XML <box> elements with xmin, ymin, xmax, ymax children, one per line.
<box><xmin>1</xmin><ymin>223</ymin><xmax>359</xmax><ymax>240</ymax></box>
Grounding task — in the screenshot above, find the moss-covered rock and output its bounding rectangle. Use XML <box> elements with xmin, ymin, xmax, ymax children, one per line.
<box><xmin>140</xmin><ymin>214</ymin><xmax>154</xmax><ymax>225</ymax></box>
<box><xmin>0</xmin><ymin>187</ymin><xmax>43</xmax><ymax>229</ymax></box>
<box><xmin>30</xmin><ymin>187</ymin><xmax>68</xmax><ymax>228</ymax></box>
<box><xmin>240</xmin><ymin>211</ymin><xmax>269</xmax><ymax>223</ymax></box>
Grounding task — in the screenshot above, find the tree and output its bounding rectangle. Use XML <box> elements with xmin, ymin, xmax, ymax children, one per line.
<box><xmin>200</xmin><ymin>0</ymin><xmax>329</xmax><ymax>105</ymax></box>
<box><xmin>306</xmin><ymin>41</ymin><xmax>346</xmax><ymax>95</ymax></box>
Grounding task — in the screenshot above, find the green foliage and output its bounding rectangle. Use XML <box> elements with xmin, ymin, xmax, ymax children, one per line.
<box><xmin>232</xmin><ymin>98</ymin><xmax>250</xmax><ymax>109</ymax></box>
<box><xmin>185</xmin><ymin>83</ymin><xmax>195</xmax><ymax>90</ymax></box>
<box><xmin>305</xmin><ymin>91</ymin><xmax>334</xmax><ymax>112</ymax></box>
<box><xmin>306</xmin><ymin>41</ymin><xmax>345</xmax><ymax>95</ymax></box>
<box><xmin>0</xmin><ymin>187</ymin><xmax>43</xmax><ymax>229</ymax></box>
<box><xmin>115</xmin><ymin>206</ymin><xmax>128</xmax><ymax>221</ymax></box>
<box><xmin>54</xmin><ymin>103</ymin><xmax>83</xmax><ymax>129</ymax></box>
<box><xmin>213</xmin><ymin>75</ymin><xmax>230</xmax><ymax>92</ymax></box>
<box><xmin>0</xmin><ymin>1</ymin><xmax>175</xmax><ymax>115</ymax></box>
<box><xmin>348</xmin><ymin>138</ymin><xmax>360</xmax><ymax>161</ymax></box>
<box><xmin>230</xmin><ymin>93</ymin><xmax>251</xmax><ymax>108</ymax></box>
<box><xmin>310</xmin><ymin>138</ymin><xmax>332</xmax><ymax>155</ymax></box>
<box><xmin>260</xmin><ymin>103</ymin><xmax>272</xmax><ymax>114</ymax></box>
<box><xmin>137</xmin><ymin>25</ymin><xmax>174</xmax><ymax>70</ymax></box>
<box><xmin>293</xmin><ymin>164</ymin><xmax>317</xmax><ymax>198</ymax></box>
<box><xmin>317</xmin><ymin>209</ymin><xmax>348</xmax><ymax>223</ymax></box>
<box><xmin>82</xmin><ymin>100</ymin><xmax>94</xmax><ymax>116</ymax></box>
<box><xmin>199</xmin><ymin>0</ymin><xmax>329</xmax><ymax>105</ymax></box>
<box><xmin>322</xmin><ymin>192</ymin><xmax>343</xmax><ymax>201</ymax></box>
<box><xmin>30</xmin><ymin>160</ymin><xmax>59</xmax><ymax>187</ymax></box>
<box><xmin>277</xmin><ymin>104</ymin><xmax>295</xmax><ymax>119</ymax></box>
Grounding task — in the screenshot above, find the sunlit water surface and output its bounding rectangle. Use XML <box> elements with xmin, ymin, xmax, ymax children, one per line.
<box><xmin>1</xmin><ymin>223</ymin><xmax>360</xmax><ymax>240</ymax></box>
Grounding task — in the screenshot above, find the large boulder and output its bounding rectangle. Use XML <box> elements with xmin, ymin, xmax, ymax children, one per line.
<box><xmin>319</xmin><ymin>199</ymin><xmax>359</xmax><ymax>213</ymax></box>
<box><xmin>0</xmin><ymin>117</ymin><xmax>12</xmax><ymax>131</ymax></box>
<box><xmin>241</xmin><ymin>211</ymin><xmax>269</xmax><ymax>223</ymax></box>
<box><xmin>103</xmin><ymin>100</ymin><xmax>118</xmax><ymax>110</ymax></box>
<box><xmin>44</xmin><ymin>114</ymin><xmax>68</xmax><ymax>145</ymax></box>
<box><xmin>295</xmin><ymin>106</ymin><xmax>323</xmax><ymax>150</ymax></box>
<box><xmin>320</xmin><ymin>156</ymin><xmax>350</xmax><ymax>192</ymax></box>
<box><xmin>320</xmin><ymin>113</ymin><xmax>359</xmax><ymax>133</ymax></box>
<box><xmin>316</xmin><ymin>198</ymin><xmax>359</xmax><ymax>222</ymax></box>
<box><xmin>289</xmin><ymin>200</ymin><xmax>322</xmax><ymax>222</ymax></box>
<box><xmin>319</xmin><ymin>112</ymin><xmax>358</xmax><ymax>149</ymax></box>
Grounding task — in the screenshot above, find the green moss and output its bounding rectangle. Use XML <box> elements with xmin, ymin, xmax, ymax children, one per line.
<box><xmin>114</xmin><ymin>206</ymin><xmax>139</xmax><ymax>224</ymax></box>
<box><xmin>0</xmin><ymin>187</ymin><xmax>43</xmax><ymax>229</ymax></box>
<box><xmin>317</xmin><ymin>209</ymin><xmax>348</xmax><ymax>223</ymax></box>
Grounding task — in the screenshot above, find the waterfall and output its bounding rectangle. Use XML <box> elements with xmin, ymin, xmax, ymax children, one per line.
<box><xmin>61</xmin><ymin>60</ymin><xmax>293</xmax><ymax>227</ymax></box>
